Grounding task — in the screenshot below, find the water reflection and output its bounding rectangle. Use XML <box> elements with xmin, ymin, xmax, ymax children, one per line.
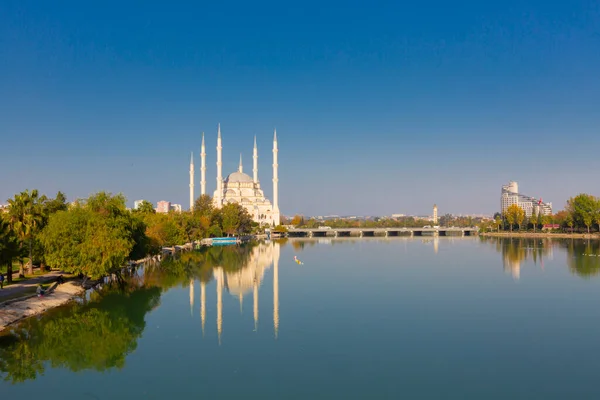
<box><xmin>481</xmin><ymin>237</ymin><xmax>600</xmax><ymax>279</ymax></box>
<box><xmin>562</xmin><ymin>240</ymin><xmax>600</xmax><ymax>278</ymax></box>
<box><xmin>144</xmin><ymin>241</ymin><xmax>282</xmax><ymax>343</ymax></box>
<box><xmin>200</xmin><ymin>241</ymin><xmax>281</xmax><ymax>343</ymax></box>
<box><xmin>0</xmin><ymin>283</ymin><xmax>161</xmax><ymax>384</ymax></box>
<box><xmin>0</xmin><ymin>241</ymin><xmax>281</xmax><ymax>384</ymax></box>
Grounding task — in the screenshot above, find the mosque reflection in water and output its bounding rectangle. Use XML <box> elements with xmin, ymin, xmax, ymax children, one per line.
<box><xmin>188</xmin><ymin>241</ymin><xmax>280</xmax><ymax>343</ymax></box>
<box><xmin>480</xmin><ymin>236</ymin><xmax>600</xmax><ymax>279</ymax></box>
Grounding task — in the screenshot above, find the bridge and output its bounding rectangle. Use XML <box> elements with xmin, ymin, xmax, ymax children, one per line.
<box><xmin>287</xmin><ymin>227</ymin><xmax>478</xmax><ymax>237</ymax></box>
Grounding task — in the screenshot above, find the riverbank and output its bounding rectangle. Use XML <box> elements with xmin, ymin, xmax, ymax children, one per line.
<box><xmin>480</xmin><ymin>232</ymin><xmax>600</xmax><ymax>239</ymax></box>
<box><xmin>0</xmin><ymin>281</ymin><xmax>85</xmax><ymax>332</ymax></box>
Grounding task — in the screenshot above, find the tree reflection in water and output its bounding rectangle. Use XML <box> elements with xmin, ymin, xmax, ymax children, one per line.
<box><xmin>480</xmin><ymin>236</ymin><xmax>600</xmax><ymax>279</ymax></box>
<box><xmin>0</xmin><ymin>241</ymin><xmax>279</xmax><ymax>384</ymax></box>
<box><xmin>0</xmin><ymin>285</ymin><xmax>161</xmax><ymax>384</ymax></box>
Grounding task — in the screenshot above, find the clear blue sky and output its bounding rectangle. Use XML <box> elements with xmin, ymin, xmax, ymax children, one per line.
<box><xmin>1</xmin><ymin>0</ymin><xmax>599</xmax><ymax>216</ymax></box>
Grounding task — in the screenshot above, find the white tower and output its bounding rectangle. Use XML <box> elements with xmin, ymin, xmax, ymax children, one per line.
<box><xmin>189</xmin><ymin>152</ymin><xmax>195</xmax><ymax>211</ymax></box>
<box><xmin>239</xmin><ymin>153</ymin><xmax>243</xmax><ymax>173</ymax></box>
<box><xmin>433</xmin><ymin>204</ymin><xmax>438</xmax><ymax>224</ymax></box>
<box><xmin>216</xmin><ymin>124</ymin><xmax>223</xmax><ymax>206</ymax></box>
<box><xmin>253</xmin><ymin>135</ymin><xmax>258</xmax><ymax>184</ymax></box>
<box><xmin>200</xmin><ymin>132</ymin><xmax>206</xmax><ymax>196</ymax></box>
<box><xmin>272</xmin><ymin>129</ymin><xmax>280</xmax><ymax>226</ymax></box>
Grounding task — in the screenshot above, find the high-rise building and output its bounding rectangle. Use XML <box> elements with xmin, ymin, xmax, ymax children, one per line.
<box><xmin>170</xmin><ymin>203</ymin><xmax>182</xmax><ymax>213</ymax></box>
<box><xmin>133</xmin><ymin>200</ymin><xmax>145</xmax><ymax>210</ymax></box>
<box><xmin>500</xmin><ymin>181</ymin><xmax>552</xmax><ymax>217</ymax></box>
<box><xmin>156</xmin><ymin>201</ymin><xmax>171</xmax><ymax>213</ymax></box>
<box><xmin>433</xmin><ymin>204</ymin><xmax>438</xmax><ymax>224</ymax></box>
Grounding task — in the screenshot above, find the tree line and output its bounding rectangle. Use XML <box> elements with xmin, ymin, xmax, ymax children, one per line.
<box><xmin>0</xmin><ymin>191</ymin><xmax>255</xmax><ymax>283</ymax></box>
<box><xmin>481</xmin><ymin>193</ymin><xmax>600</xmax><ymax>233</ymax></box>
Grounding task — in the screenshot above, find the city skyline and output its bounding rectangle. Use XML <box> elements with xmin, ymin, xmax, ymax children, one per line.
<box><xmin>2</xmin><ymin>1</ymin><xmax>599</xmax><ymax>216</ymax></box>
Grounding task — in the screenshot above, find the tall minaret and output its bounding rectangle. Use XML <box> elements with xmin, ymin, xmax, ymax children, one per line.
<box><xmin>272</xmin><ymin>129</ymin><xmax>280</xmax><ymax>225</ymax></box>
<box><xmin>253</xmin><ymin>135</ymin><xmax>258</xmax><ymax>184</ymax></box>
<box><xmin>200</xmin><ymin>132</ymin><xmax>206</xmax><ymax>196</ymax></box>
<box><xmin>189</xmin><ymin>152</ymin><xmax>195</xmax><ymax>211</ymax></box>
<box><xmin>273</xmin><ymin>241</ymin><xmax>280</xmax><ymax>339</ymax></box>
<box><xmin>216</xmin><ymin>124</ymin><xmax>223</xmax><ymax>207</ymax></box>
<box><xmin>239</xmin><ymin>153</ymin><xmax>243</xmax><ymax>173</ymax></box>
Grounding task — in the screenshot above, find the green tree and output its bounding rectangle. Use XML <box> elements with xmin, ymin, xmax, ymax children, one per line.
<box><xmin>494</xmin><ymin>216</ymin><xmax>502</xmax><ymax>232</ymax></box>
<box><xmin>7</xmin><ymin>190</ymin><xmax>47</xmax><ymax>275</ymax></box>
<box><xmin>530</xmin><ymin>211</ymin><xmax>538</xmax><ymax>233</ymax></box>
<box><xmin>40</xmin><ymin>192</ymin><xmax>144</xmax><ymax>279</ymax></box>
<box><xmin>133</xmin><ymin>200</ymin><xmax>155</xmax><ymax>214</ymax></box>
<box><xmin>0</xmin><ymin>219</ymin><xmax>20</xmax><ymax>283</ymax></box>
<box><xmin>566</xmin><ymin>194</ymin><xmax>599</xmax><ymax>233</ymax></box>
<box><xmin>193</xmin><ymin>194</ymin><xmax>214</xmax><ymax>219</ymax></box>
<box><xmin>221</xmin><ymin>203</ymin><xmax>241</xmax><ymax>236</ymax></box>
<box><xmin>537</xmin><ymin>212</ymin><xmax>544</xmax><ymax>228</ymax></box>
<box><xmin>44</xmin><ymin>191</ymin><xmax>68</xmax><ymax>215</ymax></box>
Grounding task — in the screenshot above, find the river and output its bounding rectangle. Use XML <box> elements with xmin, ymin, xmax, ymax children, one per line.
<box><xmin>2</xmin><ymin>237</ymin><xmax>600</xmax><ymax>399</ymax></box>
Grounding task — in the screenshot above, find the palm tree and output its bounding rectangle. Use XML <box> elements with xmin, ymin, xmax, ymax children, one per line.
<box><xmin>7</xmin><ymin>190</ymin><xmax>46</xmax><ymax>276</ymax></box>
<box><xmin>0</xmin><ymin>218</ymin><xmax>20</xmax><ymax>283</ymax></box>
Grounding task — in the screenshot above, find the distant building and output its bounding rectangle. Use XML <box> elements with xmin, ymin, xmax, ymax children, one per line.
<box><xmin>133</xmin><ymin>200</ymin><xmax>145</xmax><ymax>210</ymax></box>
<box><xmin>0</xmin><ymin>204</ymin><xmax>9</xmax><ymax>213</ymax></box>
<box><xmin>170</xmin><ymin>204</ymin><xmax>182</xmax><ymax>213</ymax></box>
<box><xmin>501</xmin><ymin>181</ymin><xmax>552</xmax><ymax>217</ymax></box>
<box><xmin>391</xmin><ymin>214</ymin><xmax>405</xmax><ymax>218</ymax></box>
<box><xmin>433</xmin><ymin>205</ymin><xmax>438</xmax><ymax>224</ymax></box>
<box><xmin>156</xmin><ymin>201</ymin><xmax>171</xmax><ymax>213</ymax></box>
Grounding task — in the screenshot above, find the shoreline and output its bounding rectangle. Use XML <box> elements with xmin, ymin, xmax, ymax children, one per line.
<box><xmin>0</xmin><ymin>281</ymin><xmax>85</xmax><ymax>333</ymax></box>
<box><xmin>480</xmin><ymin>232</ymin><xmax>600</xmax><ymax>239</ymax></box>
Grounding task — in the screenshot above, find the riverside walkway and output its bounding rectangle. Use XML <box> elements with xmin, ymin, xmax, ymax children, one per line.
<box><xmin>0</xmin><ymin>271</ymin><xmax>65</xmax><ymax>302</ymax></box>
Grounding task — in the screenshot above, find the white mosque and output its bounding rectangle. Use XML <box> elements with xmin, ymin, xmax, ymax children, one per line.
<box><xmin>189</xmin><ymin>124</ymin><xmax>280</xmax><ymax>226</ymax></box>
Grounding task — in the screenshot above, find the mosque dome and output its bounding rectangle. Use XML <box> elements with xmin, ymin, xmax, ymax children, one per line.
<box><xmin>225</xmin><ymin>171</ymin><xmax>253</xmax><ymax>183</ymax></box>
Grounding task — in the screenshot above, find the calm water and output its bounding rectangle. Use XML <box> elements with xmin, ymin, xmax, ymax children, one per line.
<box><xmin>2</xmin><ymin>237</ymin><xmax>600</xmax><ymax>399</ymax></box>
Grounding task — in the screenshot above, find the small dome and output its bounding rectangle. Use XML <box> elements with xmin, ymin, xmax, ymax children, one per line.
<box><xmin>225</xmin><ymin>171</ymin><xmax>253</xmax><ymax>183</ymax></box>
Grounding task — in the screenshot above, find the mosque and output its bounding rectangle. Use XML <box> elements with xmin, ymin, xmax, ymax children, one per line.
<box><xmin>189</xmin><ymin>124</ymin><xmax>280</xmax><ymax>226</ymax></box>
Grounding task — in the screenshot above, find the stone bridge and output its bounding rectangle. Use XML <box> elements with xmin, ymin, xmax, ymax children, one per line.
<box><xmin>286</xmin><ymin>227</ymin><xmax>478</xmax><ymax>237</ymax></box>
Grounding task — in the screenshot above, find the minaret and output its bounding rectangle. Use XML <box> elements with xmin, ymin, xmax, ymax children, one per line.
<box><xmin>200</xmin><ymin>132</ymin><xmax>206</xmax><ymax>196</ymax></box>
<box><xmin>253</xmin><ymin>135</ymin><xmax>258</xmax><ymax>184</ymax></box>
<box><xmin>273</xmin><ymin>241</ymin><xmax>280</xmax><ymax>339</ymax></box>
<box><xmin>239</xmin><ymin>153</ymin><xmax>243</xmax><ymax>173</ymax></box>
<box><xmin>189</xmin><ymin>152</ymin><xmax>195</xmax><ymax>211</ymax></box>
<box><xmin>200</xmin><ymin>280</ymin><xmax>206</xmax><ymax>336</ymax></box>
<box><xmin>272</xmin><ymin>129</ymin><xmax>280</xmax><ymax>226</ymax></box>
<box><xmin>216</xmin><ymin>124</ymin><xmax>223</xmax><ymax>207</ymax></box>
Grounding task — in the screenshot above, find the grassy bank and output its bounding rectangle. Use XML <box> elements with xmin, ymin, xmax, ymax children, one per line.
<box><xmin>480</xmin><ymin>232</ymin><xmax>600</xmax><ymax>239</ymax></box>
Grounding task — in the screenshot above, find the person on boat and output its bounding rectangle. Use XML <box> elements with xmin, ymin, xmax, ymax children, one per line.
<box><xmin>36</xmin><ymin>284</ymin><xmax>46</xmax><ymax>297</ymax></box>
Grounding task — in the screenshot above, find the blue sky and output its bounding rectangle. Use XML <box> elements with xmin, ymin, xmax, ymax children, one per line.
<box><xmin>1</xmin><ymin>0</ymin><xmax>599</xmax><ymax>216</ymax></box>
